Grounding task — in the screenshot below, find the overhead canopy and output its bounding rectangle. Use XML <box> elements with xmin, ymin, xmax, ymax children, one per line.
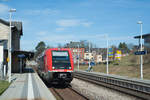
<box><xmin>134</xmin><ymin>33</ymin><xmax>150</xmax><ymax>39</ymax></box>
<box><xmin>13</xmin><ymin>50</ymin><xmax>34</xmax><ymax>59</ymax></box>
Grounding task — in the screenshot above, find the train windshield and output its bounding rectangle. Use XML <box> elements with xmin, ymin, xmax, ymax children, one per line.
<box><xmin>52</xmin><ymin>51</ymin><xmax>71</xmax><ymax>69</ymax></box>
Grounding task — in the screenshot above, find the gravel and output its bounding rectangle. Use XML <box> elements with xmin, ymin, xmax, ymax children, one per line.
<box><xmin>71</xmin><ymin>78</ymin><xmax>142</xmax><ymax>100</ymax></box>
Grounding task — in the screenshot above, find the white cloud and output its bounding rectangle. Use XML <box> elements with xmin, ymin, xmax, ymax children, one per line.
<box><xmin>0</xmin><ymin>0</ymin><xmax>10</xmax><ymax>1</ymax></box>
<box><xmin>79</xmin><ymin>2</ymin><xmax>92</xmax><ymax>7</ymax></box>
<box><xmin>22</xmin><ymin>33</ymin><xmax>136</xmax><ymax>50</ymax></box>
<box><xmin>81</xmin><ymin>22</ymin><xmax>93</xmax><ymax>27</ymax></box>
<box><xmin>0</xmin><ymin>3</ymin><xmax>9</xmax><ymax>14</ymax></box>
<box><xmin>37</xmin><ymin>31</ymin><xmax>47</xmax><ymax>36</ymax></box>
<box><xmin>56</xmin><ymin>19</ymin><xmax>93</xmax><ymax>27</ymax></box>
<box><xmin>37</xmin><ymin>34</ymin><xmax>75</xmax><ymax>42</ymax></box>
<box><xmin>36</xmin><ymin>33</ymin><xmax>108</xmax><ymax>44</ymax></box>
<box><xmin>56</xmin><ymin>19</ymin><xmax>80</xmax><ymax>27</ymax></box>
<box><xmin>112</xmin><ymin>0</ymin><xmax>129</xmax><ymax>3</ymax></box>
<box><xmin>56</xmin><ymin>27</ymin><xmax>65</xmax><ymax>31</ymax></box>
<box><xmin>110</xmin><ymin>36</ymin><xmax>133</xmax><ymax>41</ymax></box>
<box><xmin>37</xmin><ymin>33</ymin><xmax>135</xmax><ymax>43</ymax></box>
<box><xmin>25</xmin><ymin>9</ymin><xmax>59</xmax><ymax>15</ymax></box>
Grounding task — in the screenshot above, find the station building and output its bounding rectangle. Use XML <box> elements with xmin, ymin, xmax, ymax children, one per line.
<box><xmin>0</xmin><ymin>19</ymin><xmax>34</xmax><ymax>73</ymax></box>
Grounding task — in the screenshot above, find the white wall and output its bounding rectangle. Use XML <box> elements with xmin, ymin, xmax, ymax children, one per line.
<box><xmin>0</xmin><ymin>45</ymin><xmax>4</xmax><ymax>62</ymax></box>
<box><xmin>0</xmin><ymin>23</ymin><xmax>9</xmax><ymax>40</ymax></box>
<box><xmin>0</xmin><ymin>45</ymin><xmax>4</xmax><ymax>79</ymax></box>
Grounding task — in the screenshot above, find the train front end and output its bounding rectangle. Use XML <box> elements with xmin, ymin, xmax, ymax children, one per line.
<box><xmin>47</xmin><ymin>48</ymin><xmax>74</xmax><ymax>84</ymax></box>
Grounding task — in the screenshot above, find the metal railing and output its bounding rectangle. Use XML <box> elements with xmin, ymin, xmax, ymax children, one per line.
<box><xmin>74</xmin><ymin>70</ymin><xmax>150</xmax><ymax>100</ymax></box>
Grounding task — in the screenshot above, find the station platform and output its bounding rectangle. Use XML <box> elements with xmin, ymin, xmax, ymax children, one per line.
<box><xmin>0</xmin><ymin>68</ymin><xmax>56</xmax><ymax>100</ymax></box>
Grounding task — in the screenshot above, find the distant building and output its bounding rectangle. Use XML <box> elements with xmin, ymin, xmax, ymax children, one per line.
<box><xmin>84</xmin><ymin>52</ymin><xmax>103</xmax><ymax>63</ymax></box>
<box><xmin>68</xmin><ymin>48</ymin><xmax>85</xmax><ymax>63</ymax></box>
<box><xmin>65</xmin><ymin>41</ymin><xmax>89</xmax><ymax>51</ymax></box>
<box><xmin>90</xmin><ymin>48</ymin><xmax>107</xmax><ymax>61</ymax></box>
<box><xmin>96</xmin><ymin>55</ymin><xmax>103</xmax><ymax>63</ymax></box>
<box><xmin>84</xmin><ymin>53</ymin><xmax>93</xmax><ymax>60</ymax></box>
<box><xmin>65</xmin><ymin>41</ymin><xmax>108</xmax><ymax>63</ymax></box>
<box><xmin>65</xmin><ymin>41</ymin><xmax>80</xmax><ymax>48</ymax></box>
<box><xmin>92</xmin><ymin>50</ymin><xmax>97</xmax><ymax>59</ymax></box>
<box><xmin>134</xmin><ymin>33</ymin><xmax>150</xmax><ymax>50</ymax></box>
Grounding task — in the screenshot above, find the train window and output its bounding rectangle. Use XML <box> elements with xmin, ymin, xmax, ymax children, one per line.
<box><xmin>52</xmin><ymin>51</ymin><xmax>68</xmax><ymax>56</ymax></box>
<box><xmin>52</xmin><ymin>51</ymin><xmax>71</xmax><ymax>69</ymax></box>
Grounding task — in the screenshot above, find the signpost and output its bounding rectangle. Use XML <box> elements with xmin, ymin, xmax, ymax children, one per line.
<box><xmin>134</xmin><ymin>51</ymin><xmax>147</xmax><ymax>55</ymax></box>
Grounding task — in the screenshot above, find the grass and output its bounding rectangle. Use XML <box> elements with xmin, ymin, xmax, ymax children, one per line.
<box><xmin>75</xmin><ymin>54</ymin><xmax>150</xmax><ymax>80</ymax></box>
<box><xmin>0</xmin><ymin>80</ymin><xmax>10</xmax><ymax>95</ymax></box>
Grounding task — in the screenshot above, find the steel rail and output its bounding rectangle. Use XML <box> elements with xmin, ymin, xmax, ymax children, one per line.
<box><xmin>50</xmin><ymin>88</ymin><xmax>64</xmax><ymax>100</ymax></box>
<box><xmin>50</xmin><ymin>86</ymin><xmax>89</xmax><ymax>100</ymax></box>
<box><xmin>74</xmin><ymin>70</ymin><xmax>150</xmax><ymax>100</ymax></box>
<box><xmin>68</xmin><ymin>86</ymin><xmax>89</xmax><ymax>100</ymax></box>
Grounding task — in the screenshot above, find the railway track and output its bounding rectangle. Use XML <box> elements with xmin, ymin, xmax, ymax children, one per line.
<box><xmin>34</xmin><ymin>66</ymin><xmax>149</xmax><ymax>100</ymax></box>
<box><xmin>49</xmin><ymin>85</ymin><xmax>89</xmax><ymax>100</ymax></box>
<box><xmin>33</xmin><ymin>66</ymin><xmax>88</xmax><ymax>100</ymax></box>
<box><xmin>74</xmin><ymin>70</ymin><xmax>150</xmax><ymax>100</ymax></box>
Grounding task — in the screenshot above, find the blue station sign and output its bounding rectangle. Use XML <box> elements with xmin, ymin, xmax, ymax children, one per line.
<box><xmin>18</xmin><ymin>54</ymin><xmax>26</xmax><ymax>58</ymax></box>
<box><xmin>134</xmin><ymin>51</ymin><xmax>147</xmax><ymax>55</ymax></box>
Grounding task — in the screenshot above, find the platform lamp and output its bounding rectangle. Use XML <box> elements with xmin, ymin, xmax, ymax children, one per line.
<box><xmin>104</xmin><ymin>34</ymin><xmax>109</xmax><ymax>75</ymax></box>
<box><xmin>137</xmin><ymin>20</ymin><xmax>143</xmax><ymax>79</ymax></box>
<box><xmin>8</xmin><ymin>9</ymin><xmax>16</xmax><ymax>83</ymax></box>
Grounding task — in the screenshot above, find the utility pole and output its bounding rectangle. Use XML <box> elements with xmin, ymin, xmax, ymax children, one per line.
<box><xmin>77</xmin><ymin>44</ymin><xmax>80</xmax><ymax>70</ymax></box>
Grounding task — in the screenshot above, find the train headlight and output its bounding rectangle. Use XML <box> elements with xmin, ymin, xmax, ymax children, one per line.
<box><xmin>52</xmin><ymin>67</ymin><xmax>55</xmax><ymax>69</ymax></box>
<box><xmin>69</xmin><ymin>67</ymin><xmax>71</xmax><ymax>69</ymax></box>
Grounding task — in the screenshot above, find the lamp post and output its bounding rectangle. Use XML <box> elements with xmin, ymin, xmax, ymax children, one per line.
<box><xmin>137</xmin><ymin>20</ymin><xmax>143</xmax><ymax>79</ymax></box>
<box><xmin>8</xmin><ymin>9</ymin><xmax>16</xmax><ymax>83</ymax></box>
<box><xmin>105</xmin><ymin>34</ymin><xmax>109</xmax><ymax>75</ymax></box>
<box><xmin>88</xmin><ymin>41</ymin><xmax>91</xmax><ymax>68</ymax></box>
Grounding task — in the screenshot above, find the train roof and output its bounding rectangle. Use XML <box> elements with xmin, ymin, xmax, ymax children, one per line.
<box><xmin>46</xmin><ymin>48</ymin><xmax>71</xmax><ymax>51</ymax></box>
<box><xmin>37</xmin><ymin>48</ymin><xmax>71</xmax><ymax>59</ymax></box>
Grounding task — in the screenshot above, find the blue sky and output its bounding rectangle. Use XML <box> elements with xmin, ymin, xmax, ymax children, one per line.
<box><xmin>0</xmin><ymin>0</ymin><xmax>150</xmax><ymax>51</ymax></box>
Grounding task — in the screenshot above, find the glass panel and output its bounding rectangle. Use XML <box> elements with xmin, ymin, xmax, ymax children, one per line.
<box><xmin>52</xmin><ymin>50</ymin><xmax>71</xmax><ymax>69</ymax></box>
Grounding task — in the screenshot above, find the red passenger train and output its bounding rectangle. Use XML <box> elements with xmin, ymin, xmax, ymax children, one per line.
<box><xmin>37</xmin><ymin>48</ymin><xmax>74</xmax><ymax>84</ymax></box>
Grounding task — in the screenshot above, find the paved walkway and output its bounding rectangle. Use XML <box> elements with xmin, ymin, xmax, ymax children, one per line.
<box><xmin>0</xmin><ymin>70</ymin><xmax>56</xmax><ymax>100</ymax></box>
